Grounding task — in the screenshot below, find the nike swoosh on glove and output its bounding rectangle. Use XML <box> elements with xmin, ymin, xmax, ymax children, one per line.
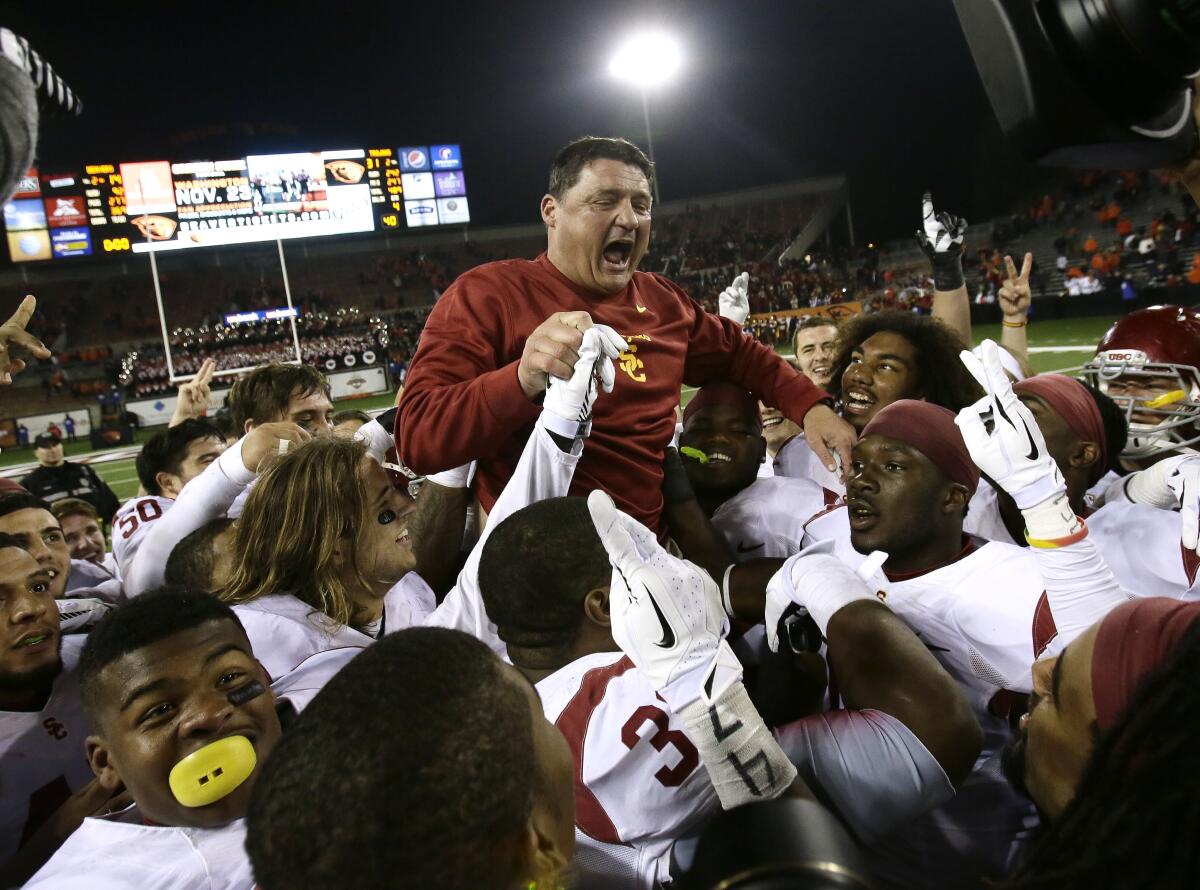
<box><xmin>956</xmin><ymin>339</ymin><xmax>1066</xmax><ymax>510</ymax></box>
<box><xmin>588</xmin><ymin>489</ymin><xmax>741</xmax><ymax>711</ymax></box>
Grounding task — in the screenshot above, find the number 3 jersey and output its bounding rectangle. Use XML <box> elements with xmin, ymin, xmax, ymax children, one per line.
<box><xmin>537</xmin><ymin>651</ymin><xmax>953</xmax><ymax>890</ymax></box>
<box><xmin>0</xmin><ymin>635</ymin><xmax>94</xmax><ymax>860</ymax></box>
<box><xmin>111</xmin><ymin>496</ymin><xmax>172</xmax><ymax>579</ymax></box>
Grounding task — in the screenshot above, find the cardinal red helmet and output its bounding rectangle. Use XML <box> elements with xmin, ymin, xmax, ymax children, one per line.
<box><xmin>1080</xmin><ymin>305</ymin><xmax>1200</xmax><ymax>461</ymax></box>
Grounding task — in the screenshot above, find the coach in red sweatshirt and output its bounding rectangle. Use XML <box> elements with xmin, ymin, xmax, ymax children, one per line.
<box><xmin>396</xmin><ymin>137</ymin><xmax>854</xmax><ymax>532</ymax></box>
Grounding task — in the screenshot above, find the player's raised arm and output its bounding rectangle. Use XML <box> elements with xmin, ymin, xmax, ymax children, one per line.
<box><xmin>919</xmin><ymin>192</ymin><xmax>972</xmax><ymax>348</ymax></box>
<box><xmin>957</xmin><ymin>340</ymin><xmax>1131</xmax><ymax>639</ymax></box>
<box><xmin>588</xmin><ymin>490</ymin><xmax>812</xmax><ymax>808</ymax></box>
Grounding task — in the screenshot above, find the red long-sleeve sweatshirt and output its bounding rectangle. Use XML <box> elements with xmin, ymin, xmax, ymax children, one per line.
<box><xmin>396</xmin><ymin>253</ymin><xmax>829</xmax><ymax>531</ymax></box>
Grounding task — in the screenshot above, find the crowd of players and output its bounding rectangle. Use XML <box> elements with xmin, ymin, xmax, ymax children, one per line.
<box><xmin>0</xmin><ymin>101</ymin><xmax>1199</xmax><ymax>890</ymax></box>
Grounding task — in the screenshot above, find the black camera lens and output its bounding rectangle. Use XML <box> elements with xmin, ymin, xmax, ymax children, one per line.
<box><xmin>1041</xmin><ymin>0</ymin><xmax>1200</xmax><ymax>128</ymax></box>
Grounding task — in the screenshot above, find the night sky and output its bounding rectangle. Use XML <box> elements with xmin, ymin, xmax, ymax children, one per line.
<box><xmin>6</xmin><ymin>1</ymin><xmax>1038</xmax><ymax>245</ymax></box>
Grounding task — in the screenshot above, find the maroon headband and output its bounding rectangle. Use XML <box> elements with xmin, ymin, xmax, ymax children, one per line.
<box><xmin>1092</xmin><ymin>598</ymin><xmax>1200</xmax><ymax>733</ymax></box>
<box><xmin>683</xmin><ymin>382</ymin><xmax>762</xmax><ymax>427</ymax></box>
<box><xmin>861</xmin><ymin>400</ymin><xmax>980</xmax><ymax>494</ymax></box>
<box><xmin>1014</xmin><ymin>374</ymin><xmax>1108</xmax><ymax>485</ymax></box>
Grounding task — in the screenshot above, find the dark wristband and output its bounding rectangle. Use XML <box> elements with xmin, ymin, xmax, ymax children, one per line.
<box><xmin>662</xmin><ymin>447</ymin><xmax>697</xmax><ymax>505</ymax></box>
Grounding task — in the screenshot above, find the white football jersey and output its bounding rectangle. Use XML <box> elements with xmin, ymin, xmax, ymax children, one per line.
<box><xmin>1088</xmin><ymin>499</ymin><xmax>1199</xmax><ymax>600</ymax></box>
<box><xmin>24</xmin><ymin>808</ymin><xmax>252</xmax><ymax>889</ymax></box>
<box><xmin>712</xmin><ymin>476</ymin><xmax>839</xmax><ymax>560</ymax></box>
<box><xmin>803</xmin><ymin>507</ymin><xmax>1059</xmax><ymax>710</ymax></box>
<box><xmin>773</xmin><ymin>433</ymin><xmax>844</xmax><ymax>494</ymax></box>
<box><xmin>538</xmin><ymin>652</ymin><xmax>716</xmax><ymax>889</ymax></box>
<box><xmin>0</xmin><ymin>636</ymin><xmax>94</xmax><ymax>860</ymax></box>
<box><xmin>539</xmin><ymin>652</ymin><xmax>955</xmax><ymax>889</ymax></box>
<box><xmin>270</xmin><ymin>646</ymin><xmax>362</xmax><ymax>714</ymax></box>
<box><xmin>111</xmin><ymin>496</ymin><xmax>173</xmax><ymax>578</ymax></box>
<box><xmin>233</xmin><ymin>572</ymin><xmax>435</xmax><ymax>681</ymax></box>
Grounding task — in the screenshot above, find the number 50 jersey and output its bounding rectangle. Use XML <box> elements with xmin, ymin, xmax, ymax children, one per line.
<box><xmin>110</xmin><ymin>496</ymin><xmax>172</xmax><ymax>579</ymax></box>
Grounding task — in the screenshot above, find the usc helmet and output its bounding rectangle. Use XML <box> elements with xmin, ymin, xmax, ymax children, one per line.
<box><xmin>1080</xmin><ymin>305</ymin><xmax>1200</xmax><ymax>460</ymax></box>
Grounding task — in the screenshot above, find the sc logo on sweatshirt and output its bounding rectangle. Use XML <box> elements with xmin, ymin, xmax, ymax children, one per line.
<box><xmin>618</xmin><ymin>334</ymin><xmax>653</xmax><ymax>383</ymax></box>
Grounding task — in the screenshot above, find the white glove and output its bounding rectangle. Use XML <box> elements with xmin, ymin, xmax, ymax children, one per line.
<box><xmin>956</xmin><ymin>340</ymin><xmax>1066</xmax><ymax>510</ymax></box>
<box><xmin>1125</xmin><ymin>455</ymin><xmax>1200</xmax><ymax>554</ymax></box>
<box><xmin>1168</xmin><ymin>459</ymin><xmax>1199</xmax><ymax>554</ymax></box>
<box><xmin>718</xmin><ymin>271</ymin><xmax>750</xmax><ymax>325</ymax></box>
<box><xmin>541</xmin><ymin>325</ymin><xmax>627</xmax><ymax>439</ymax></box>
<box><xmin>764</xmin><ymin>541</ymin><xmax>883</xmax><ymax>652</ymax></box>
<box><xmin>587</xmin><ymin>489</ymin><xmax>741</xmax><ymax>712</ymax></box>
<box><xmin>918</xmin><ymin>193</ymin><xmax>967</xmax><ymax>255</ymax></box>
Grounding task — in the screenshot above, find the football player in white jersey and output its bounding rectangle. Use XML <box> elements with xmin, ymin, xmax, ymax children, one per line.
<box><xmin>114</xmin><ymin>418</ymin><xmax>226</xmax><ymax>578</ymax></box>
<box><xmin>0</xmin><ymin>492</ymin><xmax>122</xmax><ymax>601</ymax></box>
<box><xmin>24</xmin><ymin>589</ymin><xmax>352</xmax><ymax>890</ymax></box>
<box><xmin>246</xmin><ymin>627</ymin><xmax>577</xmax><ymax>890</ymax></box>
<box><xmin>774</xmin><ymin>310</ymin><xmax>979</xmax><ymax>492</ymax></box>
<box><xmin>50</xmin><ymin>498</ymin><xmax>114</xmax><ymax>575</ymax></box>
<box><xmin>788</xmin><ymin>386</ymin><xmax>1128</xmax><ymax>889</ymax></box>
<box><xmin>0</xmin><ymin>537</ymin><xmax>122</xmax><ymax>885</ymax></box>
<box><xmin>678</xmin><ymin>382</ymin><xmax>836</xmax><ymax>560</ymax></box>
<box><xmin>478</xmin><ymin>493</ymin><xmax>981</xmax><ymax>889</ymax></box>
<box><xmin>225</xmin><ymin>362</ymin><xmax>335</xmax><ymax>437</ymax></box>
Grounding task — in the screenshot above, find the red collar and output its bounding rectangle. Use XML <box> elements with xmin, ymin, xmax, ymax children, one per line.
<box><xmin>884</xmin><ymin>536</ymin><xmax>977</xmax><ymax>582</ymax></box>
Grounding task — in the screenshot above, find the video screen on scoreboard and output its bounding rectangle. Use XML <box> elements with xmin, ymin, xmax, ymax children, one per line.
<box><xmin>2</xmin><ymin>143</ymin><xmax>469</xmax><ymax>263</ymax></box>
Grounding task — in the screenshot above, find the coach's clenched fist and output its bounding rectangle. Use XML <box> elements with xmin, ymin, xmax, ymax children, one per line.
<box><xmin>517</xmin><ymin>311</ymin><xmax>594</xmax><ymax>399</ymax></box>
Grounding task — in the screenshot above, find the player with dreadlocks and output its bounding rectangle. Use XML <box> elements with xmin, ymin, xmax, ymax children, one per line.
<box><xmin>1001</xmin><ymin>597</ymin><xmax>1200</xmax><ymax>889</ymax></box>
<box><xmin>774</xmin><ymin>309</ymin><xmax>981</xmax><ymax>492</ymax></box>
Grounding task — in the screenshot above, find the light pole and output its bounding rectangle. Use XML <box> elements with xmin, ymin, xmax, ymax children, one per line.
<box><xmin>609</xmin><ymin>31</ymin><xmax>682</xmax><ymax>205</ymax></box>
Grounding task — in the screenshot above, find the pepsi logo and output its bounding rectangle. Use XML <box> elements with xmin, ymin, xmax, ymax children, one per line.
<box><xmin>406</xmin><ymin>150</ymin><xmax>426</xmax><ymax>167</ymax></box>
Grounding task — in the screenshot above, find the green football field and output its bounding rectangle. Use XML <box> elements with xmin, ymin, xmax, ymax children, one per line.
<box><xmin>3</xmin><ymin>314</ymin><xmax>1117</xmax><ymax>504</ymax></box>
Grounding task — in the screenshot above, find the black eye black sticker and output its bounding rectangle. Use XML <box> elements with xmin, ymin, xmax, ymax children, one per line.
<box><xmin>377</xmin><ymin>509</ymin><xmax>396</xmax><ymax>525</ymax></box>
<box><xmin>227</xmin><ymin>681</ymin><xmax>266</xmax><ymax>707</ymax></box>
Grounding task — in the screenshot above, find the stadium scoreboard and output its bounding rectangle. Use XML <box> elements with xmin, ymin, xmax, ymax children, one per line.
<box><xmin>3</xmin><ymin>144</ymin><xmax>469</xmax><ymax>263</ymax></box>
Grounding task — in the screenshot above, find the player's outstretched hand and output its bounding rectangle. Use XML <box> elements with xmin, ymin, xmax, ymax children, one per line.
<box><xmin>718</xmin><ymin>271</ymin><xmax>750</xmax><ymax>325</ymax></box>
<box><xmin>518</xmin><ymin>310</ymin><xmax>595</xmax><ymax>400</ymax></box>
<box><xmin>170</xmin><ymin>357</ymin><xmax>216</xmax><ymax>427</ymax></box>
<box><xmin>1124</xmin><ymin>454</ymin><xmax>1200</xmax><ymax>556</ymax></box>
<box><xmin>542</xmin><ymin>325</ymin><xmax>627</xmax><ymax>438</ymax></box>
<box><xmin>956</xmin><ymin>339</ymin><xmax>1064</xmax><ymax>509</ymax></box>
<box><xmin>0</xmin><ymin>295</ymin><xmax>50</xmax><ymax>385</ymax></box>
<box><xmin>998</xmin><ymin>253</ymin><xmax>1033</xmax><ymax>322</ymax></box>
<box><xmin>587</xmin><ymin>489</ymin><xmax>741</xmax><ymax>711</ymax></box>
<box><xmin>240</xmin><ymin>422</ymin><xmax>311</xmax><ymax>474</ymax></box>
<box><xmin>802</xmin><ymin>403</ymin><xmax>856</xmax><ymax>480</ymax></box>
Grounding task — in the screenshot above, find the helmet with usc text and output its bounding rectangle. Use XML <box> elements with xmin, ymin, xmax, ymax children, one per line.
<box><xmin>1080</xmin><ymin>305</ymin><xmax>1200</xmax><ymax>461</ymax></box>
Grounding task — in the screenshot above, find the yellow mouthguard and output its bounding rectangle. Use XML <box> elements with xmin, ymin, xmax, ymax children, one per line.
<box><xmin>1144</xmin><ymin>390</ymin><xmax>1187</xmax><ymax>409</ymax></box>
<box><xmin>168</xmin><ymin>735</ymin><xmax>257</xmax><ymax>808</ymax></box>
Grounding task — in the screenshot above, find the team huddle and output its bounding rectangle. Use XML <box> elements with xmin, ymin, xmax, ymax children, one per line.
<box><xmin>0</xmin><ymin>137</ymin><xmax>1198</xmax><ymax>890</ymax></box>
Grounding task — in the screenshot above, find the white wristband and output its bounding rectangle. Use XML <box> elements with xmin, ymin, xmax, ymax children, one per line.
<box><xmin>540</xmin><ymin>409</ymin><xmax>591</xmax><ymax>440</ymax></box>
<box><xmin>1022</xmin><ymin>491</ymin><xmax>1082</xmax><ymax>541</ymax></box>
<box><xmin>678</xmin><ymin>682</ymin><xmax>798</xmax><ymax>809</ymax></box>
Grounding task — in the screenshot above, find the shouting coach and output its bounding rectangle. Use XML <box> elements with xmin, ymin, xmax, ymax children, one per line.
<box><xmin>396</xmin><ymin>137</ymin><xmax>853</xmax><ymax>530</ymax></box>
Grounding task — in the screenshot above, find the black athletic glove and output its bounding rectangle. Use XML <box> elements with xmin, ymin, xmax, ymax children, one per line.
<box><xmin>915</xmin><ymin>191</ymin><xmax>967</xmax><ymax>291</ymax></box>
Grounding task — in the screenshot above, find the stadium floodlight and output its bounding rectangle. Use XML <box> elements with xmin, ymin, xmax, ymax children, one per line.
<box><xmin>608</xmin><ymin>31</ymin><xmax>682</xmax><ymax>87</ymax></box>
<box><xmin>608</xmin><ymin>31</ymin><xmax>682</xmax><ymax>205</ymax></box>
